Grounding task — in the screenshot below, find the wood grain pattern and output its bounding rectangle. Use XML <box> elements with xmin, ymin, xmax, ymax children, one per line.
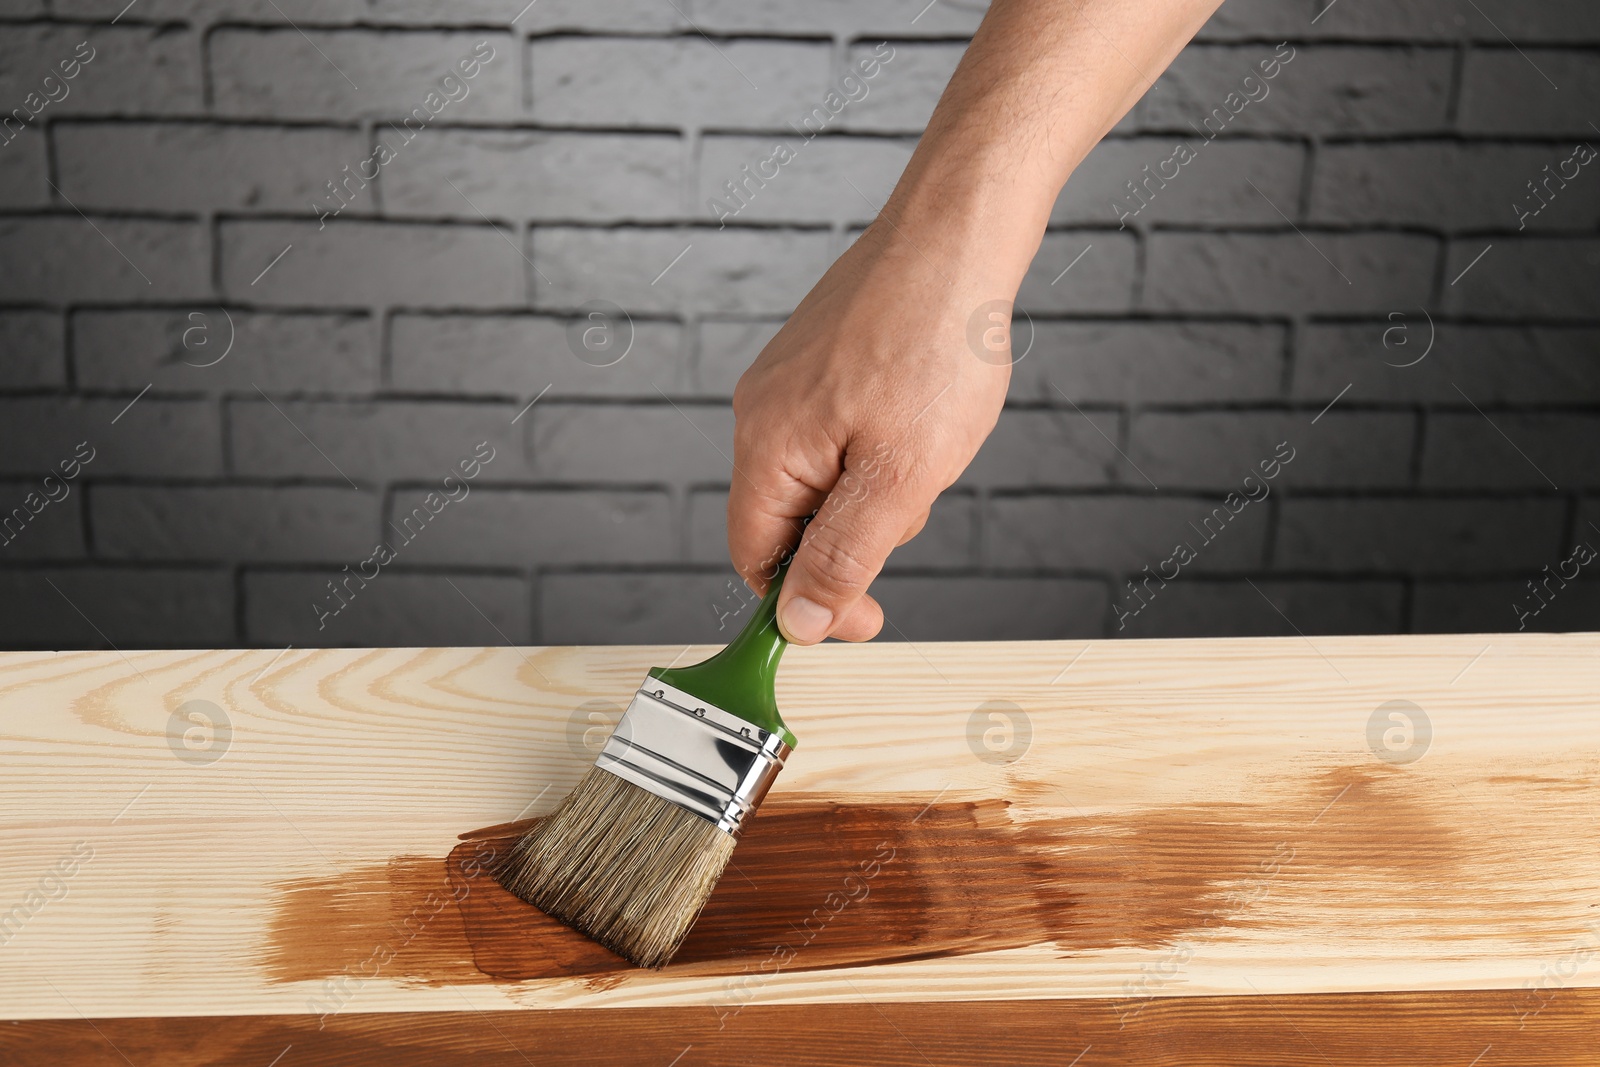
<box><xmin>2</xmin><ymin>635</ymin><xmax>1597</xmax><ymax>1034</ymax></box>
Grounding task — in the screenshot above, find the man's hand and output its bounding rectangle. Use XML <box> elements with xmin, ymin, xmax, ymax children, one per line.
<box><xmin>728</xmin><ymin>0</ymin><xmax>1224</xmax><ymax>645</ymax></box>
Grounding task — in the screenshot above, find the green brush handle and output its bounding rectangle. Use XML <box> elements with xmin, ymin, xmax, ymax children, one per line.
<box><xmin>649</xmin><ymin>564</ymin><xmax>797</xmax><ymax>749</ymax></box>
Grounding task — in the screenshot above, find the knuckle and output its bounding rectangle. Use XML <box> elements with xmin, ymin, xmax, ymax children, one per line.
<box><xmin>798</xmin><ymin>530</ymin><xmax>876</xmax><ymax>599</ymax></box>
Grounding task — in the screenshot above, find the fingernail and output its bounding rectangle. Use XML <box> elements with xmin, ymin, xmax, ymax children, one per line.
<box><xmin>779</xmin><ymin>596</ymin><xmax>832</xmax><ymax>644</ymax></box>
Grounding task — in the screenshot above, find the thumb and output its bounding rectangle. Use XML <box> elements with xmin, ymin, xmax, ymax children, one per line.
<box><xmin>776</xmin><ymin>451</ymin><xmax>924</xmax><ymax>645</ymax></box>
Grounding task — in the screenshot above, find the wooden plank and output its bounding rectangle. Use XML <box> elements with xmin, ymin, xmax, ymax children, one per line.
<box><xmin>7</xmin><ymin>991</ymin><xmax>1600</xmax><ymax>1067</ymax></box>
<box><xmin>2</xmin><ymin>634</ymin><xmax>1598</xmax><ymax>1026</ymax></box>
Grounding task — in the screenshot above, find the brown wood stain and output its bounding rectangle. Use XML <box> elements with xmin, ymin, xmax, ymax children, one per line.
<box><xmin>263</xmin><ymin>764</ymin><xmax>1477</xmax><ymax>988</ymax></box>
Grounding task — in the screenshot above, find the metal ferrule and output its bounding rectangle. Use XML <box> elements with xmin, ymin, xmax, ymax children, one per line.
<box><xmin>594</xmin><ymin>679</ymin><xmax>791</xmax><ymax>836</ymax></box>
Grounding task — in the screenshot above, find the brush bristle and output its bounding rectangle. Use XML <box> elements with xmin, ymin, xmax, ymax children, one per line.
<box><xmin>494</xmin><ymin>767</ymin><xmax>737</xmax><ymax>968</ymax></box>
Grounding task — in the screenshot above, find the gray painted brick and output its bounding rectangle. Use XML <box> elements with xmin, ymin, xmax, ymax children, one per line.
<box><xmin>1275</xmin><ymin>498</ymin><xmax>1564</xmax><ymax>573</ymax></box>
<box><xmin>533</xmin><ymin>228</ymin><xmax>833</xmax><ymax>315</ymax></box>
<box><xmin>383</xmin><ymin>130</ymin><xmax>684</xmax><ymax>222</ymax></box>
<box><xmin>698</xmin><ymin>135</ymin><xmax>914</xmax><ymax>225</ymax></box>
<box><xmin>697</xmin><ymin>319</ymin><xmax>783</xmax><ymax>395</ymax></box>
<box><xmin>1138</xmin><ymin>45</ymin><xmax>1453</xmax><ymax>136</ymax></box>
<box><xmin>530</xmin><ymin>404</ymin><xmax>732</xmax><ymax>483</ymax></box>
<box><xmin>1129</xmin><ymin>413</ymin><xmax>1414</xmax><ymax>489</ymax></box>
<box><xmin>0</xmin><ymin>25</ymin><xmax>201</xmax><ymax>116</ymax></box>
<box><xmin>0</xmin><ymin>481</ymin><xmax>85</xmax><ymax>560</ymax></box>
<box><xmin>530</xmin><ymin>38</ymin><xmax>831</xmax><ymax>128</ymax></box>
<box><xmin>1294</xmin><ymin>324</ymin><xmax>1600</xmax><ymax>405</ymax></box>
<box><xmin>539</xmin><ymin>570</ymin><xmax>757</xmax><ymax>644</ymax></box>
<box><xmin>73</xmin><ymin>311</ymin><xmax>377</xmax><ymax>393</ymax></box>
<box><xmin>0</xmin><ymin>0</ymin><xmax>46</xmax><ymax>12</ymax></box>
<box><xmin>229</xmin><ymin>400</ymin><xmax>526</xmax><ymax>482</ymax></box>
<box><xmin>1059</xmin><ymin>138</ymin><xmax>1304</xmax><ymax>227</ymax></box>
<box><xmin>835</xmin><ymin>43</ymin><xmax>963</xmax><ymax>132</ymax></box>
<box><xmin>55</xmin><ymin>0</ymin><xmax>630</xmax><ymax>22</ymax></box>
<box><xmin>693</xmin><ymin>0</ymin><xmax>985</xmax><ymax>36</ymax></box>
<box><xmin>1298</xmin><ymin>0</ymin><xmax>1600</xmax><ymax>42</ymax></box>
<box><xmin>1422</xmin><ymin>414</ymin><xmax>1600</xmax><ymax>490</ymax></box>
<box><xmin>1116</xmin><ymin>579</ymin><xmax>1404</xmax><ymax>638</ymax></box>
<box><xmin>1309</xmin><ymin>141</ymin><xmax>1600</xmax><ymax>232</ymax></box>
<box><xmin>0</xmin><ymin>398</ymin><xmax>221</xmax><ymax>477</ymax></box>
<box><xmin>1198</xmin><ymin>0</ymin><xmax>1316</xmax><ymax>41</ymax></box>
<box><xmin>687</xmin><ymin>488</ymin><xmax>976</xmax><ymax>569</ymax></box>
<box><xmin>246</xmin><ymin>570</ymin><xmax>529</xmax><ymax>647</ymax></box>
<box><xmin>0</xmin><ymin>126</ymin><xmax>44</xmax><ymax>207</ymax></box>
<box><xmin>55</xmin><ymin>123</ymin><xmax>367</xmax><ymax>214</ymax></box>
<box><xmin>1016</xmin><ymin>232</ymin><xmax>1138</xmax><ymax>313</ymax></box>
<box><xmin>390</xmin><ymin>314</ymin><xmax>686</xmax><ymax>396</ymax></box>
<box><xmin>960</xmin><ymin>409</ymin><xmax>1121</xmax><ymax>488</ymax></box>
<box><xmin>219</xmin><ymin>220</ymin><xmax>525</xmax><ymax>307</ymax></box>
<box><xmin>985</xmin><ymin>495</ymin><xmax>1269</xmax><ymax>571</ymax></box>
<box><xmin>0</xmin><ymin>568</ymin><xmax>233</xmax><ymax>650</ymax></box>
<box><xmin>0</xmin><ymin>218</ymin><xmax>207</xmax><ymax>302</ymax></box>
<box><xmin>212</xmin><ymin>30</ymin><xmax>517</xmax><ymax>120</ymax></box>
<box><xmin>871</xmin><ymin>576</ymin><xmax>1108</xmax><ymax>641</ymax></box>
<box><xmin>513</xmin><ymin>0</ymin><xmax>688</xmax><ymax>32</ymax></box>
<box><xmin>0</xmin><ymin>312</ymin><xmax>64</xmax><ymax>388</ymax></box>
<box><xmin>93</xmin><ymin>486</ymin><xmax>378</xmax><ymax>563</ymax></box>
<box><xmin>1441</xmin><ymin>239</ymin><xmax>1600</xmax><ymax>320</ymax></box>
<box><xmin>1413</xmin><ymin>579</ymin><xmax>1600</xmax><ymax>634</ymax></box>
<box><xmin>1460</xmin><ymin>51</ymin><xmax>1600</xmax><ymax>135</ymax></box>
<box><xmin>1011</xmin><ymin>322</ymin><xmax>1286</xmax><ymax>404</ymax></box>
<box><xmin>387</xmin><ymin>488</ymin><xmax>673</xmax><ymax>566</ymax></box>
<box><xmin>1145</xmin><ymin>232</ymin><xmax>1436</xmax><ymax>314</ymax></box>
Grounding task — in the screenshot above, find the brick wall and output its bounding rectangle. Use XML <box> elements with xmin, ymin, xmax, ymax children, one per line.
<box><xmin>0</xmin><ymin>0</ymin><xmax>1596</xmax><ymax>650</ymax></box>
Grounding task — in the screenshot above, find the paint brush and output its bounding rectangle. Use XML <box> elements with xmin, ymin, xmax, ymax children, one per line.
<box><xmin>495</xmin><ymin>565</ymin><xmax>796</xmax><ymax>968</ymax></box>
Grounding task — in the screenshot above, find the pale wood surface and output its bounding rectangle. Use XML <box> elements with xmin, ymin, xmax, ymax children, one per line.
<box><xmin>2</xmin><ymin>633</ymin><xmax>1598</xmax><ymax>1021</ymax></box>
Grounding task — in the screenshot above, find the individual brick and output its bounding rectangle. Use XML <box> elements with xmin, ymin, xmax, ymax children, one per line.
<box><xmin>532</xmin><ymin>228</ymin><xmax>832</xmax><ymax>315</ymax></box>
<box><xmin>92</xmin><ymin>486</ymin><xmax>379</xmax><ymax>563</ymax></box>
<box><xmin>1144</xmin><ymin>232</ymin><xmax>1436</xmax><ymax>314</ymax></box>
<box><xmin>1440</xmin><ymin>239</ymin><xmax>1600</xmax><ymax>320</ymax></box>
<box><xmin>1274</xmin><ymin>498</ymin><xmax>1565</xmax><ymax>573</ymax></box>
<box><xmin>383</xmin><ymin>130</ymin><xmax>684</xmax><ymax>222</ymax></box>
<box><xmin>1059</xmin><ymin>138</ymin><xmax>1305</xmax><ymax>227</ymax></box>
<box><xmin>0</xmin><ymin>312</ymin><xmax>64</xmax><ymax>388</ymax></box>
<box><xmin>697</xmin><ymin>135</ymin><xmax>914</xmax><ymax>225</ymax></box>
<box><xmin>528</xmin><ymin>404</ymin><xmax>733</xmax><ymax>483</ymax></box>
<box><xmin>834</xmin><ymin>43</ymin><xmax>964</xmax><ymax>132</ymax></box>
<box><xmin>687</xmin><ymin>488</ymin><xmax>977</xmax><ymax>569</ymax></box>
<box><xmin>984</xmin><ymin>495</ymin><xmax>1270</xmax><ymax>571</ymax></box>
<box><xmin>0</xmin><ymin>568</ymin><xmax>233</xmax><ymax>649</ymax></box>
<box><xmin>1413</xmin><ymin>579</ymin><xmax>1600</xmax><ymax>634</ymax></box>
<box><xmin>54</xmin><ymin>122</ymin><xmax>367</xmax><ymax>213</ymax></box>
<box><xmin>228</xmin><ymin>400</ymin><xmax>527</xmax><ymax>482</ymax></box>
<box><xmin>218</xmin><ymin>220</ymin><xmax>525</xmax><ymax>307</ymax></box>
<box><xmin>73</xmin><ymin>311</ymin><xmax>377</xmax><ymax>394</ymax></box>
<box><xmin>0</xmin><ymin>125</ymin><xmax>44</xmax><ymax>207</ymax></box>
<box><xmin>1014</xmin><ymin>232</ymin><xmax>1138</xmax><ymax>313</ymax></box>
<box><xmin>697</xmin><ymin>319</ymin><xmax>783</xmax><ymax>395</ymax></box>
<box><xmin>1309</xmin><ymin>141</ymin><xmax>1600</xmax><ymax>232</ymax></box>
<box><xmin>0</xmin><ymin>25</ymin><xmax>201</xmax><ymax>116</ymax></box>
<box><xmin>55</xmin><ymin>0</ymin><xmax>532</xmax><ymax>18</ymax></box>
<box><xmin>211</xmin><ymin>30</ymin><xmax>517</xmax><ymax>120</ymax></box>
<box><xmin>1293</xmin><ymin>323</ymin><xmax>1600</xmax><ymax>405</ymax></box>
<box><xmin>390</xmin><ymin>314</ymin><xmax>686</xmax><ymax>396</ymax></box>
<box><xmin>1297</xmin><ymin>0</ymin><xmax>1462</xmax><ymax>40</ymax></box>
<box><xmin>539</xmin><ymin>570</ymin><xmax>760</xmax><ymax>644</ymax></box>
<box><xmin>693</xmin><ymin>0</ymin><xmax>984</xmax><ymax>36</ymax></box>
<box><xmin>1137</xmin><ymin>45</ymin><xmax>1454</xmax><ymax>135</ymax></box>
<box><xmin>529</xmin><ymin>38</ymin><xmax>831</xmax><ymax>128</ymax></box>
<box><xmin>1459</xmin><ymin>50</ymin><xmax>1600</xmax><ymax>135</ymax></box>
<box><xmin>0</xmin><ymin>481</ymin><xmax>86</xmax><ymax>560</ymax></box>
<box><xmin>870</xmin><ymin>576</ymin><xmax>1108</xmax><ymax>641</ymax></box>
<box><xmin>386</xmin><ymin>488</ymin><xmax>674</xmax><ymax>566</ymax></box>
<box><xmin>1129</xmin><ymin>412</ymin><xmax>1415</xmax><ymax>489</ymax></box>
<box><xmin>1421</xmin><ymin>414</ymin><xmax>1600</xmax><ymax>490</ymax></box>
<box><xmin>245</xmin><ymin>570</ymin><xmax>529</xmax><ymax>647</ymax></box>
<box><xmin>1115</xmin><ymin>579</ymin><xmax>1405</xmax><ymax>639</ymax></box>
<box><xmin>959</xmin><ymin>409</ymin><xmax>1122</xmax><ymax>488</ymax></box>
<box><xmin>0</xmin><ymin>398</ymin><xmax>221</xmax><ymax>477</ymax></box>
<box><xmin>0</xmin><ymin>218</ymin><xmax>208</xmax><ymax>302</ymax></box>
<box><xmin>1010</xmin><ymin>321</ymin><xmax>1286</xmax><ymax>404</ymax></box>
<box><xmin>1199</xmin><ymin>0</ymin><xmax>1319</xmax><ymax>41</ymax></box>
